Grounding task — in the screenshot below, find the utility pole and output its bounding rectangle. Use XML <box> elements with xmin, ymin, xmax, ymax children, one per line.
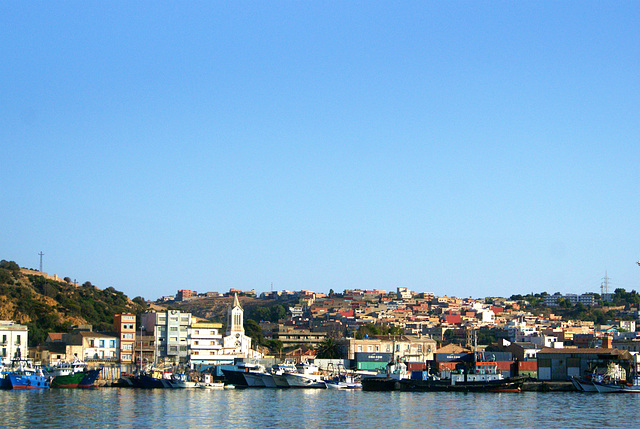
<box><xmin>38</xmin><ymin>251</ymin><xmax>44</xmax><ymax>272</ymax></box>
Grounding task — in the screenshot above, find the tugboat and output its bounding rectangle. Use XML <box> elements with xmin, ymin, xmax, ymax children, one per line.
<box><xmin>361</xmin><ymin>358</ymin><xmax>409</xmax><ymax>391</ymax></box>
<box><xmin>400</xmin><ymin>332</ymin><xmax>526</xmax><ymax>393</ymax></box>
<box><xmin>399</xmin><ymin>361</ymin><xmax>526</xmax><ymax>392</ymax></box>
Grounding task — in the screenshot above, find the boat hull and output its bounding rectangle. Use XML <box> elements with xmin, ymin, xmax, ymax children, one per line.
<box><xmin>7</xmin><ymin>374</ymin><xmax>50</xmax><ymax>390</ymax></box>
<box><xmin>52</xmin><ymin>369</ymin><xmax>101</xmax><ymax>388</ymax></box>
<box><xmin>283</xmin><ymin>373</ymin><xmax>326</xmax><ymax>388</ymax></box>
<box><xmin>131</xmin><ymin>374</ymin><xmax>174</xmax><ymax>388</ymax></box>
<box><xmin>361</xmin><ymin>377</ymin><xmax>401</xmax><ymax>391</ymax></box>
<box><xmin>272</xmin><ymin>374</ymin><xmax>290</xmax><ymax>388</ymax></box>
<box><xmin>399</xmin><ymin>376</ymin><xmax>526</xmax><ymax>392</ymax></box>
<box><xmin>221</xmin><ymin>369</ymin><xmax>249</xmax><ymax>387</ymax></box>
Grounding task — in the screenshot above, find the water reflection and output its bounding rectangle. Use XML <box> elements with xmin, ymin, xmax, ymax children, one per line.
<box><xmin>1</xmin><ymin>389</ymin><xmax>639</xmax><ymax>428</ymax></box>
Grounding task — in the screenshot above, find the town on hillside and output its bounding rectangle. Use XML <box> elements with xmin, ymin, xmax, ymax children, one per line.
<box><xmin>2</xmin><ymin>261</ymin><xmax>640</xmax><ymax>387</ymax></box>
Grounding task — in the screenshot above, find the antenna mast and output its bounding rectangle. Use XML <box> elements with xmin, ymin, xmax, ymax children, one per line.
<box><xmin>38</xmin><ymin>251</ymin><xmax>44</xmax><ymax>272</ymax></box>
<box><xmin>601</xmin><ymin>271</ymin><xmax>610</xmax><ymax>298</ymax></box>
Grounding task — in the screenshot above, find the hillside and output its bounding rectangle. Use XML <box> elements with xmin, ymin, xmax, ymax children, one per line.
<box><xmin>162</xmin><ymin>294</ymin><xmax>298</xmax><ymax>324</ymax></box>
<box><xmin>0</xmin><ymin>259</ymin><xmax>146</xmax><ymax>346</ymax></box>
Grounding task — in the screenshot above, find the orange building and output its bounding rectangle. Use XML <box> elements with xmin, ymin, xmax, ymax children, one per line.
<box><xmin>114</xmin><ymin>313</ymin><xmax>136</xmax><ymax>363</ymax></box>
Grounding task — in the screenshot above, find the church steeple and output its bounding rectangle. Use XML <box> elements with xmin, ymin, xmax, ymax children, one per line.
<box><xmin>226</xmin><ymin>293</ymin><xmax>244</xmax><ymax>336</ymax></box>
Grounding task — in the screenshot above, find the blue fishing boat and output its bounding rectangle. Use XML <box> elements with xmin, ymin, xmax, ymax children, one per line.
<box><xmin>1</xmin><ymin>360</ymin><xmax>50</xmax><ymax>390</ymax></box>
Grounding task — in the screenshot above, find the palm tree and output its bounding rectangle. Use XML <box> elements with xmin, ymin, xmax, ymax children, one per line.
<box><xmin>316</xmin><ymin>338</ymin><xmax>342</xmax><ymax>359</ymax></box>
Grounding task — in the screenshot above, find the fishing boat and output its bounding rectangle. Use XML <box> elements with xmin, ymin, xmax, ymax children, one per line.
<box><xmin>130</xmin><ymin>367</ymin><xmax>174</xmax><ymax>388</ymax></box>
<box><xmin>1</xmin><ymin>359</ymin><xmax>50</xmax><ymax>390</ymax></box>
<box><xmin>578</xmin><ymin>363</ymin><xmax>628</xmax><ymax>393</ymax></box>
<box><xmin>195</xmin><ymin>374</ymin><xmax>224</xmax><ymax>389</ymax></box>
<box><xmin>49</xmin><ymin>360</ymin><xmax>101</xmax><ymax>388</ymax></box>
<box><xmin>170</xmin><ymin>373</ymin><xmax>197</xmax><ymax>388</ymax></box>
<box><xmin>326</xmin><ymin>372</ymin><xmax>362</xmax><ymax>389</ymax></box>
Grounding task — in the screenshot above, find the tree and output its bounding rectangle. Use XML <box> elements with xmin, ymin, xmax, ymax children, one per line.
<box><xmin>132</xmin><ymin>296</ymin><xmax>147</xmax><ymax>307</ymax></box>
<box><xmin>0</xmin><ymin>260</ymin><xmax>20</xmax><ymax>272</ymax></box>
<box><xmin>272</xmin><ymin>305</ymin><xmax>287</xmax><ymax>321</ymax></box>
<box><xmin>244</xmin><ymin>319</ymin><xmax>264</xmax><ymax>345</ymax></box>
<box><xmin>316</xmin><ymin>338</ymin><xmax>342</xmax><ymax>359</ymax></box>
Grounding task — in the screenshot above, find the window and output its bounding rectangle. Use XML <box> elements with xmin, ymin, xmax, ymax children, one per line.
<box><xmin>16</xmin><ymin>335</ymin><xmax>21</xmax><ymax>345</ymax></box>
<box><xmin>110</xmin><ymin>340</ymin><xmax>116</xmax><ymax>348</ymax></box>
<box><xmin>195</xmin><ymin>330</ymin><xmax>199</xmax><ymax>335</ymax></box>
<box><xmin>170</xmin><ymin>327</ymin><xmax>178</xmax><ymax>332</ymax></box>
<box><xmin>375</xmin><ymin>345</ymin><xmax>379</xmax><ymax>352</ymax></box>
<box><xmin>123</xmin><ymin>344</ymin><xmax>133</xmax><ymax>351</ymax></box>
<box><xmin>194</xmin><ymin>341</ymin><xmax>199</xmax><ymax>345</ymax></box>
<box><xmin>2</xmin><ymin>335</ymin><xmax>6</xmax><ymax>344</ymax></box>
<box><xmin>99</xmin><ymin>340</ymin><xmax>105</xmax><ymax>348</ymax></box>
<box><xmin>357</xmin><ymin>345</ymin><xmax>362</xmax><ymax>352</ymax></box>
<box><xmin>123</xmin><ymin>333</ymin><xmax>133</xmax><ymax>339</ymax></box>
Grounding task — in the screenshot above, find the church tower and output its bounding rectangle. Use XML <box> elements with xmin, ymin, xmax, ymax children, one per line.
<box><xmin>226</xmin><ymin>293</ymin><xmax>245</xmax><ymax>336</ymax></box>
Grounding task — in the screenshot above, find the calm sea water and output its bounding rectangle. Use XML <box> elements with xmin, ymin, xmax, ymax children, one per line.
<box><xmin>0</xmin><ymin>388</ymin><xmax>636</xmax><ymax>428</ymax></box>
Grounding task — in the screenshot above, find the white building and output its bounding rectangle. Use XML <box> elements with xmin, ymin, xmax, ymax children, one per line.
<box><xmin>477</xmin><ymin>309</ymin><xmax>495</xmax><ymax>324</ymax></box>
<box><xmin>397</xmin><ymin>287</ymin><xmax>413</xmax><ymax>300</ymax></box>
<box><xmin>142</xmin><ymin>310</ymin><xmax>192</xmax><ymax>364</ymax></box>
<box><xmin>82</xmin><ymin>332</ymin><xmax>119</xmax><ymax>360</ymax></box>
<box><xmin>222</xmin><ymin>294</ymin><xmax>254</xmax><ymax>358</ymax></box>
<box><xmin>188</xmin><ymin>322</ymin><xmax>225</xmax><ymax>367</ymax></box>
<box><xmin>0</xmin><ymin>320</ymin><xmax>28</xmax><ymax>365</ymax></box>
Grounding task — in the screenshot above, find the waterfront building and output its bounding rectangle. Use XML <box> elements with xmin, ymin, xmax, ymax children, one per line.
<box><xmin>188</xmin><ymin>322</ymin><xmax>224</xmax><ymax>367</ymax></box>
<box><xmin>61</xmin><ymin>331</ymin><xmax>119</xmax><ymax>362</ymax></box>
<box><xmin>142</xmin><ymin>310</ymin><xmax>192</xmax><ymax>364</ymax></box>
<box><xmin>338</xmin><ymin>335</ymin><xmax>436</xmax><ymax>371</ymax></box>
<box><xmin>536</xmin><ymin>347</ymin><xmax>632</xmax><ymax>381</ymax></box>
<box><xmin>0</xmin><ymin>320</ymin><xmax>28</xmax><ymax>365</ymax></box>
<box><xmin>133</xmin><ymin>333</ymin><xmax>156</xmax><ymax>366</ymax></box>
<box><xmin>114</xmin><ymin>313</ymin><xmax>136</xmax><ymax>364</ymax></box>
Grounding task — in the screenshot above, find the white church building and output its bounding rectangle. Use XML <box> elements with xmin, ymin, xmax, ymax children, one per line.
<box><xmin>188</xmin><ymin>293</ymin><xmax>262</xmax><ymax>368</ymax></box>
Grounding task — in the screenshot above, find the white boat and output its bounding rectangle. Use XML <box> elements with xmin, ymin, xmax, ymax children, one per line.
<box><xmin>271</xmin><ymin>362</ymin><xmax>297</xmax><ymax>388</ymax></box>
<box><xmin>171</xmin><ymin>374</ymin><xmax>197</xmax><ymax>388</ymax></box>
<box><xmin>197</xmin><ymin>382</ymin><xmax>225</xmax><ymax>389</ymax></box>
<box><xmin>242</xmin><ymin>371</ymin><xmax>267</xmax><ymax>387</ymax></box>
<box><xmin>283</xmin><ymin>363</ymin><xmax>326</xmax><ymax>389</ymax></box>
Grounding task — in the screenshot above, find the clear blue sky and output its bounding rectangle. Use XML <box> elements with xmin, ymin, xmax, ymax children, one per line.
<box><xmin>1</xmin><ymin>2</ymin><xmax>638</xmax><ymax>300</ymax></box>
